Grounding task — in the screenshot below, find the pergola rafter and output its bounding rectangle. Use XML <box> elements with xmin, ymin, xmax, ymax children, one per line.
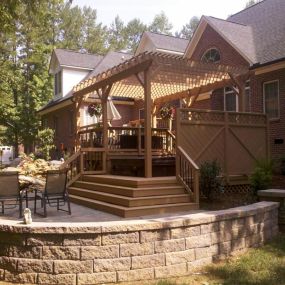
<box><xmin>73</xmin><ymin>51</ymin><xmax>248</xmax><ymax>177</ymax></box>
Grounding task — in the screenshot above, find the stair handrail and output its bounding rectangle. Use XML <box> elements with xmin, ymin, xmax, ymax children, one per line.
<box><xmin>60</xmin><ymin>150</ymin><xmax>83</xmax><ymax>187</ymax></box>
<box><xmin>176</xmin><ymin>146</ymin><xmax>199</xmax><ymax>204</ymax></box>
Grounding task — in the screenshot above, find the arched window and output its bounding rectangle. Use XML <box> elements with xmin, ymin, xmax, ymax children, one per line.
<box><xmin>201</xmin><ymin>48</ymin><xmax>221</xmax><ymax>63</ymax></box>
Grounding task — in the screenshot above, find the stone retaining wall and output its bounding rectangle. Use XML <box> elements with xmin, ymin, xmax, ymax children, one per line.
<box><xmin>0</xmin><ymin>202</ymin><xmax>279</xmax><ymax>285</ymax></box>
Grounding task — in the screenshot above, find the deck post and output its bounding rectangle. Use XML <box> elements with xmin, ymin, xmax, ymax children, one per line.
<box><xmin>75</xmin><ymin>97</ymin><xmax>83</xmax><ymax>151</ymax></box>
<box><xmin>144</xmin><ymin>68</ymin><xmax>152</xmax><ymax>178</ymax></box>
<box><xmin>101</xmin><ymin>85</ymin><xmax>112</xmax><ymax>173</ymax></box>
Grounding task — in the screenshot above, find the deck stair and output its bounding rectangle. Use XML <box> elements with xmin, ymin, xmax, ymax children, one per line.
<box><xmin>68</xmin><ymin>175</ymin><xmax>198</xmax><ymax>217</ymax></box>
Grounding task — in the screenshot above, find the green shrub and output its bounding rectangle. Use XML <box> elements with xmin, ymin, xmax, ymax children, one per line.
<box><xmin>250</xmin><ymin>159</ymin><xmax>273</xmax><ymax>194</ymax></box>
<box><xmin>199</xmin><ymin>159</ymin><xmax>222</xmax><ymax>200</ymax></box>
<box><xmin>36</xmin><ymin>128</ymin><xmax>55</xmax><ymax>161</ymax></box>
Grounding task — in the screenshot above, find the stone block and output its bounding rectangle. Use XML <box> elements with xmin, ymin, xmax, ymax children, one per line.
<box><xmin>120</xmin><ymin>242</ymin><xmax>154</xmax><ymax>257</ymax></box>
<box><xmin>0</xmin><ymin>232</ymin><xmax>26</xmax><ymax>246</ymax></box>
<box><xmin>9</xmin><ymin>246</ymin><xmax>42</xmax><ymax>259</ymax></box>
<box><xmin>0</xmin><ymin>256</ymin><xmax>17</xmax><ymax>272</ymax></box>
<box><xmin>201</xmin><ymin>223</ymin><xmax>219</xmax><ymax>234</ymax></box>
<box><xmin>27</xmin><ymin>234</ymin><xmax>63</xmax><ymax>246</ymax></box>
<box><xmin>81</xmin><ymin>245</ymin><xmax>119</xmax><ymax>260</ymax></box>
<box><xmin>93</xmin><ymin>257</ymin><xmax>130</xmax><ymax>272</ymax></box>
<box><xmin>171</xmin><ymin>226</ymin><xmax>200</xmax><ymax>239</ymax></box>
<box><xmin>218</xmin><ymin>241</ymin><xmax>231</xmax><ymax>255</ymax></box>
<box><xmin>17</xmin><ymin>259</ymin><xmax>53</xmax><ymax>273</ymax></box>
<box><xmin>232</xmin><ymin>218</ymin><xmax>245</xmax><ymax>228</ymax></box>
<box><xmin>187</xmin><ymin>257</ymin><xmax>212</xmax><ymax>271</ymax></box>
<box><xmin>42</xmin><ymin>246</ymin><xmax>80</xmax><ymax>260</ymax></box>
<box><xmin>231</xmin><ymin>238</ymin><xmax>245</xmax><ymax>252</ymax></box>
<box><xmin>186</xmin><ymin>234</ymin><xmax>211</xmax><ymax>249</ymax></box>
<box><xmin>155</xmin><ymin>238</ymin><xmax>185</xmax><ymax>253</ymax></box>
<box><xmin>165</xmin><ymin>249</ymin><xmax>195</xmax><ymax>265</ymax></box>
<box><xmin>117</xmin><ymin>268</ymin><xmax>154</xmax><ymax>282</ymax></box>
<box><xmin>38</xmin><ymin>273</ymin><xmax>76</xmax><ymax>285</ymax></box>
<box><xmin>77</xmin><ymin>272</ymin><xmax>116</xmax><ymax>285</ymax></box>
<box><xmin>254</xmin><ymin>213</ymin><xmax>265</xmax><ymax>224</ymax></box>
<box><xmin>195</xmin><ymin>247</ymin><xmax>211</xmax><ymax>260</ymax></box>
<box><xmin>5</xmin><ymin>271</ymin><xmax>37</xmax><ymax>284</ymax></box>
<box><xmin>211</xmin><ymin>230</ymin><xmax>232</xmax><ymax>244</ymax></box>
<box><xmin>219</xmin><ymin>220</ymin><xmax>232</xmax><ymax>231</ymax></box>
<box><xmin>140</xmin><ymin>229</ymin><xmax>170</xmax><ymax>242</ymax></box>
<box><xmin>245</xmin><ymin>234</ymin><xmax>263</xmax><ymax>248</ymax></box>
<box><xmin>210</xmin><ymin>244</ymin><xmax>219</xmax><ymax>256</ymax></box>
<box><xmin>63</xmin><ymin>234</ymin><xmax>100</xmax><ymax>246</ymax></box>
<box><xmin>132</xmin><ymin>253</ymin><xmax>165</xmax><ymax>269</ymax></box>
<box><xmin>155</xmin><ymin>263</ymin><xmax>187</xmax><ymax>278</ymax></box>
<box><xmin>54</xmin><ymin>260</ymin><xmax>93</xmax><ymax>274</ymax></box>
<box><xmin>102</xmin><ymin>232</ymin><xmax>139</xmax><ymax>245</ymax></box>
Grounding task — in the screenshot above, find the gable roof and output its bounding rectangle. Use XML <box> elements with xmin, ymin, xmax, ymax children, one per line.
<box><xmin>228</xmin><ymin>0</ymin><xmax>285</xmax><ymax>65</ymax></box>
<box><xmin>53</xmin><ymin>49</ymin><xmax>103</xmax><ymax>70</ymax></box>
<box><xmin>143</xmin><ymin>31</ymin><xmax>188</xmax><ymax>54</ymax></box>
<box><xmin>185</xmin><ymin>0</ymin><xmax>285</xmax><ymax>66</ymax></box>
<box><xmin>205</xmin><ymin>16</ymin><xmax>257</xmax><ymax>63</ymax></box>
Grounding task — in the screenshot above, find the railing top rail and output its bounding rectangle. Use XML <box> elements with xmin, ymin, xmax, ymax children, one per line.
<box><xmin>178</xmin><ymin>108</ymin><xmax>267</xmax><ymax>118</ymax></box>
<box><xmin>60</xmin><ymin>151</ymin><xmax>81</xmax><ymax>169</ymax></box>
<box><xmin>177</xmin><ymin>146</ymin><xmax>199</xmax><ymax>170</ymax></box>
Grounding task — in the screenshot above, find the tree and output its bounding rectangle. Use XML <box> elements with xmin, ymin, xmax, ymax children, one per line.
<box><xmin>176</xmin><ymin>16</ymin><xmax>200</xmax><ymax>39</ymax></box>
<box><xmin>246</xmin><ymin>0</ymin><xmax>262</xmax><ymax>8</ymax></box>
<box><xmin>107</xmin><ymin>16</ymin><xmax>128</xmax><ymax>51</ymax></box>
<box><xmin>124</xmin><ymin>19</ymin><xmax>147</xmax><ymax>52</ymax></box>
<box><xmin>149</xmin><ymin>11</ymin><xmax>173</xmax><ymax>35</ymax></box>
<box><xmin>36</xmin><ymin>128</ymin><xmax>55</xmax><ymax>160</ymax></box>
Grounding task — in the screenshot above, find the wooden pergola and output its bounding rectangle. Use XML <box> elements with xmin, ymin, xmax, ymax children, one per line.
<box><xmin>73</xmin><ymin>51</ymin><xmax>248</xmax><ymax>178</ymax></box>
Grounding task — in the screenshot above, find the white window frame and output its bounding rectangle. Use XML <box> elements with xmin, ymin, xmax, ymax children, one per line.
<box><xmin>201</xmin><ymin>47</ymin><xmax>221</xmax><ymax>63</ymax></box>
<box><xmin>263</xmin><ymin>80</ymin><xmax>280</xmax><ymax>120</ymax></box>
<box><xmin>245</xmin><ymin>80</ymin><xmax>251</xmax><ymax>112</ymax></box>
<box><xmin>224</xmin><ymin>87</ymin><xmax>238</xmax><ymax>112</ymax></box>
<box><xmin>54</xmin><ymin>70</ymin><xmax>62</xmax><ymax>97</ymax></box>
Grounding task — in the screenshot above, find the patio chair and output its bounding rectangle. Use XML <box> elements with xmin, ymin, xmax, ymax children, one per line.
<box><xmin>0</xmin><ymin>171</ymin><xmax>23</xmax><ymax>218</ymax></box>
<box><xmin>34</xmin><ymin>169</ymin><xmax>71</xmax><ymax>217</ymax></box>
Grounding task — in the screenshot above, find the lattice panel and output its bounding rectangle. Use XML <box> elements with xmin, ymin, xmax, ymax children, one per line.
<box><xmin>228</xmin><ymin>113</ymin><xmax>267</xmax><ymax>125</ymax></box>
<box><xmin>180</xmin><ymin>109</ymin><xmax>225</xmax><ymax>123</ymax></box>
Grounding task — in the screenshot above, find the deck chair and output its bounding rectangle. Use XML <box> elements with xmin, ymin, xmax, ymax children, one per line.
<box><xmin>34</xmin><ymin>169</ymin><xmax>71</xmax><ymax>217</ymax></box>
<box><xmin>0</xmin><ymin>171</ymin><xmax>23</xmax><ymax>218</ymax></box>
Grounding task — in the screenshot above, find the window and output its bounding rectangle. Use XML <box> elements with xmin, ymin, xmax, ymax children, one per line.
<box><xmin>245</xmin><ymin>80</ymin><xmax>251</xmax><ymax>112</ymax></box>
<box><xmin>54</xmin><ymin>71</ymin><xmax>62</xmax><ymax>96</ymax></box>
<box><xmin>201</xmin><ymin>48</ymin><xmax>221</xmax><ymax>63</ymax></box>
<box><xmin>224</xmin><ymin>87</ymin><xmax>238</xmax><ymax>112</ymax></box>
<box><xmin>264</xmin><ymin>80</ymin><xmax>279</xmax><ymax>119</ymax></box>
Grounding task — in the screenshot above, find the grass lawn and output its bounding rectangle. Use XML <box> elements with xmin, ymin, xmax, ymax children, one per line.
<box><xmin>122</xmin><ymin>234</ymin><xmax>285</xmax><ymax>285</ymax></box>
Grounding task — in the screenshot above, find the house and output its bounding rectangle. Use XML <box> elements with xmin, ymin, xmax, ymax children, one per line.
<box><xmin>37</xmin><ymin>0</ymin><xmax>283</xmax><ymax>216</ymax></box>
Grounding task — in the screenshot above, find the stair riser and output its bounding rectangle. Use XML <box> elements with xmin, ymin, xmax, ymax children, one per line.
<box><xmin>82</xmin><ymin>176</ymin><xmax>178</xmax><ymax>188</ymax></box>
<box><xmin>70</xmin><ymin>195</ymin><xmax>199</xmax><ymax>218</ymax></box>
<box><xmin>70</xmin><ymin>196</ymin><xmax>125</xmax><ymax>217</ymax></box>
<box><xmin>69</xmin><ymin>188</ymin><xmax>191</xmax><ymax>207</ymax></box>
<box><xmin>72</xmin><ymin>182</ymin><xmax>185</xmax><ymax>198</ymax></box>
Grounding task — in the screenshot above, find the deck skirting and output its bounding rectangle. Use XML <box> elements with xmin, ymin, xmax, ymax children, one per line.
<box><xmin>0</xmin><ymin>201</ymin><xmax>279</xmax><ymax>284</ymax></box>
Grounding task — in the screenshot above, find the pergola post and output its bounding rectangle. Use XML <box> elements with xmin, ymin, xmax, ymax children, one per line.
<box><xmin>144</xmin><ymin>68</ymin><xmax>152</xmax><ymax>178</ymax></box>
<box><xmin>228</xmin><ymin>73</ymin><xmax>247</xmax><ymax>112</ymax></box>
<box><xmin>75</xmin><ymin>97</ymin><xmax>83</xmax><ymax>151</ymax></box>
<box><xmin>101</xmin><ymin>85</ymin><xmax>112</xmax><ymax>173</ymax></box>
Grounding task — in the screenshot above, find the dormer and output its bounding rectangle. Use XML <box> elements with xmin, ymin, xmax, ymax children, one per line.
<box><xmin>49</xmin><ymin>49</ymin><xmax>103</xmax><ymax>98</ymax></box>
<box><xmin>135</xmin><ymin>31</ymin><xmax>189</xmax><ymax>56</ymax></box>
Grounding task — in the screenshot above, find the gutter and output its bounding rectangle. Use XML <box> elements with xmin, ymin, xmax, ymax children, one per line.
<box><xmin>250</xmin><ymin>57</ymin><xmax>285</xmax><ymax>70</ymax></box>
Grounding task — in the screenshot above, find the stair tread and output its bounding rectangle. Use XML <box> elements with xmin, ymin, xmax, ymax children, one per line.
<box><xmin>70</xmin><ymin>194</ymin><xmax>196</xmax><ymax>211</ymax></box>
<box><xmin>73</xmin><ymin>181</ymin><xmax>184</xmax><ymax>191</ymax></box>
<box><xmin>69</xmin><ymin>187</ymin><xmax>188</xmax><ymax>201</ymax></box>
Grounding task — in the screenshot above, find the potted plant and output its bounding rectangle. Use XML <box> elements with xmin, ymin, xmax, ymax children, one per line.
<box><xmin>87</xmin><ymin>103</ymin><xmax>102</xmax><ymax>118</ymax></box>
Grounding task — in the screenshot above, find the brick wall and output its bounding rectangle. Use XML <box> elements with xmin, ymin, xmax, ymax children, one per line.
<box><xmin>251</xmin><ymin>68</ymin><xmax>285</xmax><ymax>159</ymax></box>
<box><xmin>0</xmin><ymin>202</ymin><xmax>278</xmax><ymax>284</ymax></box>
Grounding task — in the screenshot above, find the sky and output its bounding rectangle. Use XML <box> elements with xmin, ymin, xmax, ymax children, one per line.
<box><xmin>73</xmin><ymin>0</ymin><xmax>250</xmax><ymax>32</ymax></box>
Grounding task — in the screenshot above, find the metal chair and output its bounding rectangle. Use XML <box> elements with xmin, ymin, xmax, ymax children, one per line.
<box><xmin>34</xmin><ymin>169</ymin><xmax>71</xmax><ymax>217</ymax></box>
<box><xmin>0</xmin><ymin>171</ymin><xmax>23</xmax><ymax>218</ymax></box>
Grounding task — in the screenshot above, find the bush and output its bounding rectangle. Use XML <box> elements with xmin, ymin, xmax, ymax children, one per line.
<box><xmin>250</xmin><ymin>159</ymin><xmax>273</xmax><ymax>194</ymax></box>
<box><xmin>36</xmin><ymin>128</ymin><xmax>55</xmax><ymax>161</ymax></box>
<box><xmin>199</xmin><ymin>159</ymin><xmax>222</xmax><ymax>200</ymax></box>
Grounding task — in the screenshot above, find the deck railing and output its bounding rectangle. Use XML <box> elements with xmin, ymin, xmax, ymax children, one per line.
<box><xmin>176</xmin><ymin>146</ymin><xmax>199</xmax><ymax>203</ymax></box>
<box><xmin>78</xmin><ymin>125</ymin><xmax>175</xmax><ymax>155</ymax></box>
<box><xmin>61</xmin><ymin>147</ymin><xmax>106</xmax><ymax>186</ymax></box>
